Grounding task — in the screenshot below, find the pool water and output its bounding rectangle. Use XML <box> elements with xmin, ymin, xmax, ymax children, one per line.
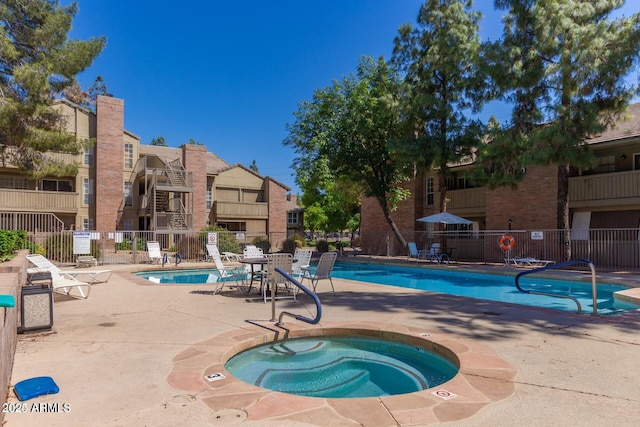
<box><xmin>136</xmin><ymin>269</ymin><xmax>228</xmax><ymax>284</ymax></box>
<box><xmin>224</xmin><ymin>336</ymin><xmax>458</xmax><ymax>398</ymax></box>
<box><xmin>332</xmin><ymin>262</ymin><xmax>638</xmax><ymax>315</ymax></box>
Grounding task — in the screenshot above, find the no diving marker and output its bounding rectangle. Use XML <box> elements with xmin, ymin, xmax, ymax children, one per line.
<box><xmin>204</xmin><ymin>373</ymin><xmax>226</xmax><ymax>382</ymax></box>
<box><xmin>432</xmin><ymin>389</ymin><xmax>457</xmax><ymax>400</ymax></box>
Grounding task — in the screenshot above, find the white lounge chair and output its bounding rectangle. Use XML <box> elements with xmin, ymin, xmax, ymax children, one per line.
<box><xmin>407</xmin><ymin>242</ymin><xmax>427</xmax><ymax>261</ymax></box>
<box><xmin>26</xmin><ymin>254</ymin><xmax>93</xmax><ymax>299</ymax></box>
<box><xmin>205</xmin><ymin>244</ymin><xmax>246</xmax><ymax>293</ymax></box>
<box><xmin>505</xmin><ymin>257</ymin><xmax>555</xmax><ymax>268</ymax></box>
<box><xmin>26</xmin><ymin>254</ymin><xmax>112</xmax><ymax>284</ymax></box>
<box><xmin>147</xmin><ymin>241</ymin><xmax>162</xmax><ymax>264</ymax></box>
<box><xmin>302</xmin><ymin>251</ymin><xmax>337</xmax><ymax>292</ymax></box>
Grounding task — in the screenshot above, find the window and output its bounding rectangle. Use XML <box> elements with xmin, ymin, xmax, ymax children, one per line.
<box><xmin>42</xmin><ymin>179</ymin><xmax>72</xmax><ymax>192</ymax></box>
<box><xmin>0</xmin><ymin>176</ymin><xmax>28</xmax><ymax>190</ymax></box>
<box><xmin>288</xmin><ymin>212</ymin><xmax>299</xmax><ymax>225</ymax></box>
<box><xmin>426</xmin><ymin>177</ymin><xmax>434</xmax><ymax>206</ymax></box>
<box><xmin>82</xmin><ymin>218</ymin><xmax>94</xmax><ymax>231</ymax></box>
<box><xmin>123</xmin><ymin>219</ymin><xmax>133</xmax><ymax>230</ymax></box>
<box><xmin>124</xmin><ymin>143</ymin><xmax>134</xmax><ymax>169</ymax></box>
<box><xmin>84</xmin><ymin>146</ymin><xmax>94</xmax><ymax>166</ymax></box>
<box><xmin>83</xmin><ymin>178</ymin><xmax>93</xmax><ymax>205</ymax></box>
<box><xmin>206</xmin><ymin>189</ymin><xmax>212</xmax><ymax>209</ymax></box>
<box><xmin>124</xmin><ymin>181</ymin><xmax>133</xmax><ymax>206</ymax></box>
<box><xmin>634</xmin><ymin>153</ymin><xmax>640</xmax><ymax>170</ymax></box>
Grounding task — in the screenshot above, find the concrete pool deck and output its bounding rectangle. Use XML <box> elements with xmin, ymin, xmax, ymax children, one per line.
<box><xmin>5</xmin><ymin>260</ymin><xmax>640</xmax><ymax>426</ymax></box>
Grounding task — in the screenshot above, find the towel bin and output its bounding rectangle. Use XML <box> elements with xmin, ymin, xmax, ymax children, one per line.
<box><xmin>19</xmin><ymin>272</ymin><xmax>53</xmax><ymax>333</ymax></box>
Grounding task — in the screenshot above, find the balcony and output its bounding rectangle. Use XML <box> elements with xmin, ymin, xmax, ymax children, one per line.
<box><xmin>445</xmin><ymin>187</ymin><xmax>486</xmax><ymax>211</ymax></box>
<box><xmin>0</xmin><ymin>189</ymin><xmax>79</xmax><ymax>213</ymax></box>
<box><xmin>569</xmin><ymin>169</ymin><xmax>640</xmax><ymax>208</ymax></box>
<box><xmin>214</xmin><ymin>201</ymin><xmax>268</xmax><ymax>219</ymax></box>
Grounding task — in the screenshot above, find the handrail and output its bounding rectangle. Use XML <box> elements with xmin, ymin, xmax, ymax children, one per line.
<box><xmin>272</xmin><ymin>267</ymin><xmax>322</xmax><ymax>327</ymax></box>
<box><xmin>515</xmin><ymin>259</ymin><xmax>598</xmax><ymax>316</ymax></box>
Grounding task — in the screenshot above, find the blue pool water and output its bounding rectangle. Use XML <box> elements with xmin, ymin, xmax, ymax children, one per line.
<box><xmin>135</xmin><ymin>263</ymin><xmax>638</xmax><ymax>315</ymax></box>
<box><xmin>136</xmin><ymin>269</ymin><xmax>226</xmax><ymax>284</ymax></box>
<box><xmin>225</xmin><ymin>335</ymin><xmax>458</xmax><ymax>398</ymax></box>
<box><xmin>332</xmin><ymin>262</ymin><xmax>638</xmax><ymax>315</ymax></box>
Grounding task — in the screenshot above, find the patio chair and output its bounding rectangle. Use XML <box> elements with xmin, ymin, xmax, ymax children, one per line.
<box><xmin>263</xmin><ymin>253</ymin><xmax>295</xmax><ymax>303</ymax></box>
<box><xmin>147</xmin><ymin>241</ymin><xmax>162</xmax><ymax>264</ymax></box>
<box><xmin>302</xmin><ymin>251</ymin><xmax>338</xmax><ymax>292</ymax></box>
<box><xmin>205</xmin><ymin>244</ymin><xmax>246</xmax><ymax>293</ymax></box>
<box><xmin>428</xmin><ymin>243</ymin><xmax>450</xmax><ymax>264</ymax></box>
<box><xmin>26</xmin><ymin>255</ymin><xmax>93</xmax><ymax>299</ymax></box>
<box><xmin>407</xmin><ymin>242</ymin><xmax>427</xmax><ymax>261</ymax></box>
<box><xmin>26</xmin><ymin>253</ymin><xmax>112</xmax><ymax>284</ymax></box>
<box><xmin>292</xmin><ymin>248</ymin><xmax>312</xmax><ymax>278</ymax></box>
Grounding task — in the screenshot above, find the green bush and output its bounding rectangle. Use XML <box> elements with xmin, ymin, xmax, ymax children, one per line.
<box><xmin>252</xmin><ymin>237</ymin><xmax>271</xmax><ymax>253</ymax></box>
<box><xmin>199</xmin><ymin>226</ymin><xmax>241</xmax><ymax>254</ymax></box>
<box><xmin>316</xmin><ymin>239</ymin><xmax>329</xmax><ymax>253</ymax></box>
<box><xmin>0</xmin><ymin>229</ymin><xmax>27</xmax><ymax>258</ymax></box>
<box><xmin>283</xmin><ymin>238</ymin><xmax>297</xmax><ymax>254</ymax></box>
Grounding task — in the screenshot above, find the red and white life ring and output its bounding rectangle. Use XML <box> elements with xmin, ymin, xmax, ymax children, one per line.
<box><xmin>498</xmin><ymin>234</ymin><xmax>516</xmax><ymax>251</ymax></box>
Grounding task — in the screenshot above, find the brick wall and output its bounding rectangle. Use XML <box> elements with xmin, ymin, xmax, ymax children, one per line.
<box><xmin>485</xmin><ymin>165</ymin><xmax>558</xmax><ymax>231</ymax></box>
<box><xmin>95</xmin><ymin>96</ymin><xmax>125</xmax><ymax>230</ymax></box>
<box><xmin>0</xmin><ymin>251</ymin><xmax>28</xmax><ymax>423</ymax></box>
<box><xmin>267</xmin><ymin>180</ymin><xmax>287</xmax><ymax>247</ymax></box>
<box><xmin>182</xmin><ymin>144</ymin><xmax>208</xmax><ymax>230</ymax></box>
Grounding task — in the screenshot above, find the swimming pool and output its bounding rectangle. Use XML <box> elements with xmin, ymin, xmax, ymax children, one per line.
<box><xmin>331</xmin><ymin>262</ymin><xmax>638</xmax><ymax>315</ymax></box>
<box><xmin>135</xmin><ymin>262</ymin><xmax>638</xmax><ymax>315</ymax></box>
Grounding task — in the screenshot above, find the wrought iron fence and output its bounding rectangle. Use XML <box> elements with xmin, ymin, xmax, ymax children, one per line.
<box><xmin>360</xmin><ymin>228</ymin><xmax>640</xmax><ymax>270</ymax></box>
<box><xmin>21</xmin><ymin>230</ymin><xmax>289</xmax><ymax>266</ymax></box>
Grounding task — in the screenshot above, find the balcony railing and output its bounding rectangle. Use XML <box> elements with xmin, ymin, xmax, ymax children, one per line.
<box><xmin>445</xmin><ymin>187</ymin><xmax>486</xmax><ymax>210</ymax></box>
<box><xmin>0</xmin><ymin>189</ymin><xmax>78</xmax><ymax>212</ymax></box>
<box><xmin>569</xmin><ymin>169</ymin><xmax>640</xmax><ymax>206</ymax></box>
<box><xmin>214</xmin><ymin>201</ymin><xmax>268</xmax><ymax>219</ymax></box>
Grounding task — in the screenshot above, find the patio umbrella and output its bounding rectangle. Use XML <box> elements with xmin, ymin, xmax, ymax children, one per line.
<box><xmin>416</xmin><ymin>212</ymin><xmax>473</xmax><ymax>225</ymax></box>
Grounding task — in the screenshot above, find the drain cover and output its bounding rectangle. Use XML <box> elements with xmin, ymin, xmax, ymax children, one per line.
<box><xmin>210</xmin><ymin>409</ymin><xmax>247</xmax><ymax>425</ymax></box>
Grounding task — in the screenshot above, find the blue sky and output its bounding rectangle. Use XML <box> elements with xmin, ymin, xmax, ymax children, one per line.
<box><xmin>67</xmin><ymin>1</ymin><xmax>639</xmax><ymax>194</ymax></box>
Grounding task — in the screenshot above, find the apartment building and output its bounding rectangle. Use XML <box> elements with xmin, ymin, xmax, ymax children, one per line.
<box><xmin>0</xmin><ymin>95</ymin><xmax>289</xmax><ymax>241</ymax></box>
<box><xmin>361</xmin><ymin>103</ymin><xmax>640</xmax><ymax>258</ymax></box>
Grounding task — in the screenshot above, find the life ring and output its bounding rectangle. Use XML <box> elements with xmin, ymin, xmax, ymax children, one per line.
<box><xmin>498</xmin><ymin>234</ymin><xmax>516</xmax><ymax>251</ymax></box>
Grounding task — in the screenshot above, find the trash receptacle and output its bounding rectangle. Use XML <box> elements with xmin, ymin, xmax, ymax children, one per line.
<box><xmin>19</xmin><ymin>272</ymin><xmax>53</xmax><ymax>333</ymax></box>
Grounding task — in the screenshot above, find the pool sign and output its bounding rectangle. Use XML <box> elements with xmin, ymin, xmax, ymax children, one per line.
<box><xmin>204</xmin><ymin>373</ymin><xmax>226</xmax><ymax>382</ymax></box>
<box><xmin>207</xmin><ymin>232</ymin><xmax>218</xmax><ymax>245</ymax></box>
<box><xmin>432</xmin><ymin>389</ymin><xmax>457</xmax><ymax>400</ymax></box>
<box><xmin>73</xmin><ymin>232</ymin><xmax>91</xmax><ymax>254</ymax></box>
<box><xmin>531</xmin><ymin>231</ymin><xmax>544</xmax><ymax>240</ymax></box>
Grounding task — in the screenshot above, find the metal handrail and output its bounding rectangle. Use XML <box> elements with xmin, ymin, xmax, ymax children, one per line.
<box><xmin>272</xmin><ymin>267</ymin><xmax>322</xmax><ymax>327</ymax></box>
<box><xmin>515</xmin><ymin>259</ymin><xmax>598</xmax><ymax>316</ymax></box>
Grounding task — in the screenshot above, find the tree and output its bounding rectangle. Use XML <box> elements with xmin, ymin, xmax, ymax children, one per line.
<box><xmin>303</xmin><ymin>204</ymin><xmax>328</xmax><ymax>237</ymax></box>
<box><xmin>63</xmin><ymin>75</ymin><xmax>109</xmax><ymax>111</ymax></box>
<box><xmin>249</xmin><ymin>160</ymin><xmax>259</xmax><ymax>173</ymax></box>
<box><xmin>0</xmin><ymin>1</ymin><xmax>106</xmax><ymax>178</ymax></box>
<box><xmin>284</xmin><ymin>56</ymin><xmax>410</xmax><ymax>247</ymax></box>
<box><xmin>478</xmin><ymin>0</ymin><xmax>640</xmax><ymax>260</ymax></box>
<box><xmin>391</xmin><ymin>0</ymin><xmax>485</xmax><ymax>215</ymax></box>
<box><xmin>151</xmin><ymin>136</ymin><xmax>167</xmax><ymax>146</ymax></box>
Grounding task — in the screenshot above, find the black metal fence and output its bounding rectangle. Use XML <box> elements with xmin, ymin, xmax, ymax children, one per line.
<box><xmin>360</xmin><ymin>228</ymin><xmax>640</xmax><ymax>270</ymax></box>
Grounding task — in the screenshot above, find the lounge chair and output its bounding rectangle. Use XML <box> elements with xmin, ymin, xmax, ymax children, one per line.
<box><xmin>26</xmin><ymin>255</ymin><xmax>93</xmax><ymax>299</ymax></box>
<box><xmin>302</xmin><ymin>251</ymin><xmax>337</xmax><ymax>292</ymax></box>
<box><xmin>428</xmin><ymin>243</ymin><xmax>450</xmax><ymax>264</ymax></box>
<box><xmin>205</xmin><ymin>244</ymin><xmax>246</xmax><ymax>293</ymax></box>
<box><xmin>147</xmin><ymin>241</ymin><xmax>162</xmax><ymax>264</ymax></box>
<box><xmin>263</xmin><ymin>253</ymin><xmax>295</xmax><ymax>303</ymax></box>
<box><xmin>505</xmin><ymin>257</ymin><xmax>555</xmax><ymax>268</ymax></box>
<box><xmin>26</xmin><ymin>254</ymin><xmax>112</xmax><ymax>284</ymax></box>
<box><xmin>407</xmin><ymin>242</ymin><xmax>427</xmax><ymax>261</ymax></box>
<box><xmin>292</xmin><ymin>248</ymin><xmax>312</xmax><ymax>278</ymax></box>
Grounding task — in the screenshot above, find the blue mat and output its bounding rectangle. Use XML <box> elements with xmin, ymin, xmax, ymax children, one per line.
<box><xmin>14</xmin><ymin>376</ymin><xmax>59</xmax><ymax>401</ymax></box>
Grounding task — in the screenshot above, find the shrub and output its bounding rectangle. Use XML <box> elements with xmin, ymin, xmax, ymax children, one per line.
<box><xmin>316</xmin><ymin>239</ymin><xmax>329</xmax><ymax>253</ymax></box>
<box><xmin>199</xmin><ymin>226</ymin><xmax>241</xmax><ymax>254</ymax></box>
<box><xmin>283</xmin><ymin>238</ymin><xmax>297</xmax><ymax>254</ymax></box>
<box><xmin>0</xmin><ymin>229</ymin><xmax>28</xmax><ymax>258</ymax></box>
<box><xmin>252</xmin><ymin>237</ymin><xmax>271</xmax><ymax>253</ymax></box>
